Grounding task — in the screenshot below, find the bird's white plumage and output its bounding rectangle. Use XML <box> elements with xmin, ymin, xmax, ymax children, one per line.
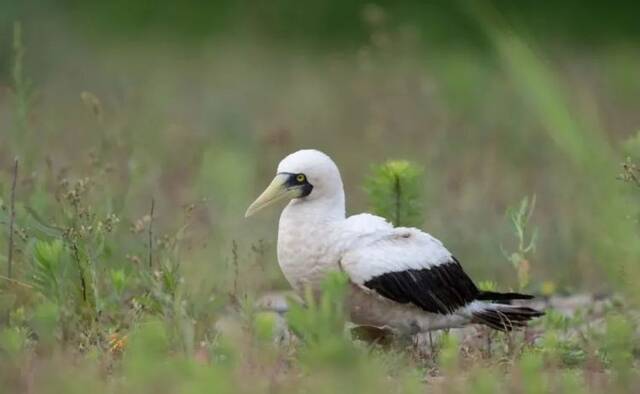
<box><xmin>340</xmin><ymin>225</ymin><xmax>453</xmax><ymax>284</ymax></box>
<box><xmin>275</xmin><ymin>150</ymin><xmax>450</xmax><ymax>286</ymax></box>
<box><xmin>253</xmin><ymin>149</ymin><xmax>542</xmax><ymax>334</ymax></box>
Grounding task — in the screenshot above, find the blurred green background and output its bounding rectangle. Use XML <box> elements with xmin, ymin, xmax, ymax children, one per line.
<box><xmin>3</xmin><ymin>0</ymin><xmax>640</xmax><ymax>47</ymax></box>
<box><xmin>1</xmin><ymin>0</ymin><xmax>639</xmax><ymax>291</ymax></box>
<box><xmin>1</xmin><ymin>1</ymin><xmax>640</xmax><ymax>393</ymax></box>
<box><xmin>0</xmin><ymin>1</ymin><xmax>640</xmax><ymax>287</ymax></box>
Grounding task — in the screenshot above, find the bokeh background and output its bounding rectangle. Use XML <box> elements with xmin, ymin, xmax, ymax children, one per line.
<box><xmin>1</xmin><ymin>0</ymin><xmax>640</xmax><ymax>313</ymax></box>
<box><xmin>2</xmin><ymin>2</ymin><xmax>640</xmax><ymax>393</ymax></box>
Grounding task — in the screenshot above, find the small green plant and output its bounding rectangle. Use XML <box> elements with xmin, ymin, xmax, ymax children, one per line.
<box><xmin>30</xmin><ymin>239</ymin><xmax>69</xmax><ymax>305</ymax></box>
<box><xmin>477</xmin><ymin>280</ymin><xmax>498</xmax><ymax>292</ymax></box>
<box><xmin>364</xmin><ymin>160</ymin><xmax>424</xmax><ymax>227</ymax></box>
<box><xmin>619</xmin><ymin>157</ymin><xmax>640</xmax><ymax>188</ymax></box>
<box><xmin>541</xmin><ymin>330</ymin><xmax>587</xmax><ymax>368</ymax></box>
<box><xmin>286</xmin><ymin>271</ymin><xmax>349</xmax><ymax>345</ymax></box>
<box><xmin>286</xmin><ymin>271</ymin><xmax>359</xmax><ymax>367</ymax></box>
<box><xmin>438</xmin><ymin>332</ymin><xmax>460</xmax><ymax>372</ymax></box>
<box><xmin>517</xmin><ymin>351</ymin><xmax>548</xmax><ymax>394</ymax></box>
<box><xmin>619</xmin><ymin>133</ymin><xmax>640</xmax><ymax>236</ymax></box>
<box><xmin>601</xmin><ymin>314</ymin><xmax>635</xmax><ymax>387</ymax></box>
<box><xmin>0</xmin><ymin>326</ymin><xmax>28</xmax><ymax>359</ymax></box>
<box><xmin>502</xmin><ymin>195</ymin><xmax>538</xmax><ymax>290</ymax></box>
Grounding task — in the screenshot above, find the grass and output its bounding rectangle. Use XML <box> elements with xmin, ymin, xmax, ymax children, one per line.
<box><xmin>1</xmin><ymin>6</ymin><xmax>640</xmax><ymax>393</ymax></box>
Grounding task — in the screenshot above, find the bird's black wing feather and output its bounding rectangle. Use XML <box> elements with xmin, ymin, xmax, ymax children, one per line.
<box><xmin>363</xmin><ymin>257</ymin><xmax>480</xmax><ymax>314</ymax></box>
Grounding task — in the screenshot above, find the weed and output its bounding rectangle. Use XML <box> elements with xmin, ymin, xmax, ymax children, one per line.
<box><xmin>502</xmin><ymin>196</ymin><xmax>538</xmax><ymax>291</ymax></box>
<box><xmin>364</xmin><ymin>160</ymin><xmax>424</xmax><ymax>227</ymax></box>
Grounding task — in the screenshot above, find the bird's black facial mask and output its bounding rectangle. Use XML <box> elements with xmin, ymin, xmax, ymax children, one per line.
<box><xmin>281</xmin><ymin>172</ymin><xmax>313</xmax><ymax>198</ymax></box>
<box><xmin>245</xmin><ymin>171</ymin><xmax>314</xmax><ymax>217</ymax></box>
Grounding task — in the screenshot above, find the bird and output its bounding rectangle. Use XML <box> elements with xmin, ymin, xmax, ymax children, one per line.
<box><xmin>245</xmin><ymin>149</ymin><xmax>544</xmax><ymax>334</ymax></box>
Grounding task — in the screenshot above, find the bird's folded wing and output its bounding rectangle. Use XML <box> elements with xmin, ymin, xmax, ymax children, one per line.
<box><xmin>340</xmin><ymin>228</ymin><xmax>480</xmax><ymax>315</ymax></box>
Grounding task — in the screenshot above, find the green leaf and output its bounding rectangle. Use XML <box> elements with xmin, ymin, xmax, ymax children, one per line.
<box><xmin>30</xmin><ymin>239</ymin><xmax>70</xmax><ymax>304</ymax></box>
<box><xmin>111</xmin><ymin>269</ymin><xmax>127</xmax><ymax>294</ymax></box>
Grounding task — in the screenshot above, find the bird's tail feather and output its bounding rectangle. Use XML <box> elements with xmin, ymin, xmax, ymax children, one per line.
<box><xmin>476</xmin><ymin>290</ymin><xmax>534</xmax><ymax>302</ymax></box>
<box><xmin>471</xmin><ymin>303</ymin><xmax>544</xmax><ymax>332</ymax></box>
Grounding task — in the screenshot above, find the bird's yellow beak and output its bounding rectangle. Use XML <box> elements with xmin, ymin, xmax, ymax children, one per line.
<box><xmin>245</xmin><ymin>174</ymin><xmax>299</xmax><ymax>217</ymax></box>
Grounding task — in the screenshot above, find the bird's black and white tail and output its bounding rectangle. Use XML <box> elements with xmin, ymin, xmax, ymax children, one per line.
<box><xmin>471</xmin><ymin>291</ymin><xmax>544</xmax><ymax>332</ymax></box>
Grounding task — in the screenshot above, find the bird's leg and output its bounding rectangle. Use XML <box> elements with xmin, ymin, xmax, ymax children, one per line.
<box><xmin>428</xmin><ymin>331</ymin><xmax>435</xmax><ymax>356</ymax></box>
<box><xmin>485</xmin><ymin>329</ymin><xmax>492</xmax><ymax>358</ymax></box>
<box><xmin>506</xmin><ymin>331</ymin><xmax>515</xmax><ymax>357</ymax></box>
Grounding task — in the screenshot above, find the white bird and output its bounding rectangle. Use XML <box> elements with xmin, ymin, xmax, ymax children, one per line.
<box><xmin>245</xmin><ymin>149</ymin><xmax>543</xmax><ymax>334</ymax></box>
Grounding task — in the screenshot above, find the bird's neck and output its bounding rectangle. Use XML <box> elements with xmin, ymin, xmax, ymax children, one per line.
<box><xmin>277</xmin><ymin>192</ymin><xmax>346</xmax><ymax>290</ymax></box>
<box><xmin>280</xmin><ymin>192</ymin><xmax>346</xmax><ymax>225</ymax></box>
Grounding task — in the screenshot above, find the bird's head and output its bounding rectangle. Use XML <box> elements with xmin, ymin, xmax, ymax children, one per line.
<box><xmin>245</xmin><ymin>149</ymin><xmax>344</xmax><ymax>217</ymax></box>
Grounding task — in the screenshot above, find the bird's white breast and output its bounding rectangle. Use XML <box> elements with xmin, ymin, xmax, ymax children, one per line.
<box><xmin>276</xmin><ymin>211</ymin><xmax>392</xmax><ymax>292</ymax></box>
<box><xmin>277</xmin><ymin>215</ymin><xmax>340</xmax><ymax>291</ymax></box>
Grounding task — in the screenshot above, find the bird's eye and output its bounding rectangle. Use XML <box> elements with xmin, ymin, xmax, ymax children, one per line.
<box><xmin>296</xmin><ymin>174</ymin><xmax>306</xmax><ymax>183</ymax></box>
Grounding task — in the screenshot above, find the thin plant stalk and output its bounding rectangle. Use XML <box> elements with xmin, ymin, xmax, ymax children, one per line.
<box><xmin>7</xmin><ymin>158</ymin><xmax>18</xmax><ymax>280</ymax></box>
<box><xmin>148</xmin><ymin>198</ymin><xmax>155</xmax><ymax>269</ymax></box>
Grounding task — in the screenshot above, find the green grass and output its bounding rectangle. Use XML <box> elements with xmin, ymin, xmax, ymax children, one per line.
<box><xmin>1</xmin><ymin>6</ymin><xmax>640</xmax><ymax>393</ymax></box>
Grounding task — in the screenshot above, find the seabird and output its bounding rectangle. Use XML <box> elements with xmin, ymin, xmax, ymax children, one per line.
<box><xmin>246</xmin><ymin>149</ymin><xmax>543</xmax><ymax>334</ymax></box>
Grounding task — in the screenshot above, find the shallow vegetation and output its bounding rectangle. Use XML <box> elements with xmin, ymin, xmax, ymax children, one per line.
<box><xmin>1</xmin><ymin>3</ymin><xmax>640</xmax><ymax>393</ymax></box>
